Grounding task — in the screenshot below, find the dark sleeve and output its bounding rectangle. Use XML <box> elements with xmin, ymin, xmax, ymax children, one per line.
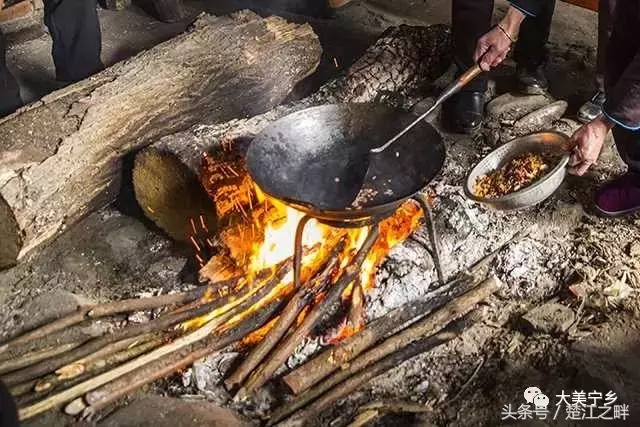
<box><xmin>603</xmin><ymin>51</ymin><xmax>640</xmax><ymax>130</ymax></box>
<box><xmin>509</xmin><ymin>1</ymin><xmax>544</xmax><ymax>17</ymax></box>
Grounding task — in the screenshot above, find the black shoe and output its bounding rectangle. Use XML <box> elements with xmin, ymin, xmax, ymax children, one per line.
<box><xmin>516</xmin><ymin>64</ymin><xmax>548</xmax><ymax>95</ymax></box>
<box><xmin>577</xmin><ymin>90</ymin><xmax>606</xmax><ymax>124</ymax></box>
<box><xmin>442</xmin><ymin>91</ymin><xmax>484</xmax><ymax>135</ymax></box>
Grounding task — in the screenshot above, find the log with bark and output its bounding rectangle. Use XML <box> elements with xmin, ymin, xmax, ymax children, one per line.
<box><xmin>132</xmin><ymin>24</ymin><xmax>452</xmax><ymax>238</ymax></box>
<box><xmin>0</xmin><ymin>10</ymin><xmax>322</xmax><ymax>268</ymax></box>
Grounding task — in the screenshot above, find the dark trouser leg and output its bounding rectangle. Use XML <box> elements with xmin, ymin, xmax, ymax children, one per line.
<box><xmin>613</xmin><ymin>127</ymin><xmax>640</xmax><ymax>173</ymax></box>
<box><xmin>451</xmin><ymin>0</ymin><xmax>493</xmax><ymax>93</ymax></box>
<box><xmin>44</xmin><ymin>0</ymin><xmax>103</xmax><ymax>82</ymax></box>
<box><xmin>0</xmin><ymin>30</ymin><xmax>22</xmax><ymax>117</ymax></box>
<box><xmin>596</xmin><ymin>0</ymin><xmax>616</xmax><ymax>91</ymax></box>
<box><xmin>513</xmin><ymin>0</ymin><xmax>556</xmax><ymax>68</ymax></box>
<box><xmin>0</xmin><ymin>381</ymin><xmax>19</xmax><ymax>427</ymax></box>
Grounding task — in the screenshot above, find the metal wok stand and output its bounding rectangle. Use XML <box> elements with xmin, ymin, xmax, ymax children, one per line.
<box><xmin>291</xmin><ymin>194</ymin><xmax>444</xmax><ymax>290</ymax></box>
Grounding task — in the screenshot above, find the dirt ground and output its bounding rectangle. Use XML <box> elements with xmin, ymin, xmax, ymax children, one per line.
<box><xmin>2</xmin><ymin>1</ymin><xmax>639</xmax><ymax>427</ymax></box>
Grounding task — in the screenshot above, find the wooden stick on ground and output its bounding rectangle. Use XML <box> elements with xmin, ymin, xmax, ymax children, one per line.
<box><xmin>2</xmin><ymin>259</ymin><xmax>294</xmax><ymax>387</ymax></box>
<box><xmin>17</xmin><ymin>304</ymin><xmax>241</xmax><ymax>420</ymax></box>
<box><xmin>0</xmin><ymin>343</ymin><xmax>83</xmax><ymax>376</ymax></box>
<box><xmin>0</xmin><ymin>279</ymin><xmax>235</xmax><ymax>355</ymax></box>
<box><xmin>236</xmin><ymin>226</ymin><xmax>380</xmax><ymax>398</ymax></box>
<box><xmin>225</xmin><ymin>247</ymin><xmax>341</xmax><ymax>392</ymax></box>
<box><xmin>35</xmin><ymin>337</ymin><xmax>164</xmax><ymax>393</ymax></box>
<box><xmin>282</xmin><ymin>233</ymin><xmax>524</xmax><ymax>395</ymax></box>
<box><xmin>2</xmin><ymin>303</ymin><xmax>205</xmax><ymax>386</ymax></box>
<box><xmin>347</xmin><ymin>400</ymin><xmax>435</xmax><ymax>427</ymax></box>
<box><xmin>276</xmin><ymin>309</ymin><xmax>487</xmax><ymax>427</ymax></box>
<box><xmin>66</xmin><ymin>288</ymin><xmax>290</xmax><ymax>417</ymax></box>
<box><xmin>269</xmin><ymin>276</ymin><xmax>500</xmax><ymax>425</ymax></box>
<box><xmin>52</xmin><ymin>334</ymin><xmax>159</xmax><ymax>381</ymax></box>
<box><xmin>282</xmin><ymin>283</ymin><xmax>469</xmax><ymax>395</ymax></box>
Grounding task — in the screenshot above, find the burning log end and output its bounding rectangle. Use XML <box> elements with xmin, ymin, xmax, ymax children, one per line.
<box><xmin>133</xmin><ymin>148</ymin><xmax>218</xmax><ymax>243</ymax></box>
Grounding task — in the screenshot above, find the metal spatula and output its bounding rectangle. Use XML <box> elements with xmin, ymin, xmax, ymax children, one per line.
<box><xmin>372</xmin><ymin>64</ymin><xmax>483</xmax><ymax>154</ymax></box>
<box><xmin>344</xmin><ymin>65</ymin><xmax>482</xmax><ymax>208</ymax></box>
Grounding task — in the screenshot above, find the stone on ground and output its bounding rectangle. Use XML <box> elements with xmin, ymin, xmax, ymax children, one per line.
<box><xmin>486</xmin><ymin>93</ymin><xmax>551</xmax><ymax>122</ymax></box>
<box><xmin>512</xmin><ymin>100</ymin><xmax>569</xmax><ymax>135</ymax></box>
<box><xmin>521</xmin><ymin>302</ymin><xmax>575</xmax><ymax>335</ymax></box>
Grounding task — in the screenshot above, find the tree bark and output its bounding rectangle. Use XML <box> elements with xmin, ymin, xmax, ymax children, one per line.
<box><xmin>0</xmin><ymin>10</ymin><xmax>322</xmax><ymax>269</ymax></box>
<box><xmin>132</xmin><ymin>24</ymin><xmax>452</xmax><ymax>239</ymax></box>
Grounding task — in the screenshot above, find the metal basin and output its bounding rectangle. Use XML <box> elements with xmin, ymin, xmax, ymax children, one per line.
<box><xmin>464</xmin><ymin>131</ymin><xmax>570</xmax><ymax>211</ymax></box>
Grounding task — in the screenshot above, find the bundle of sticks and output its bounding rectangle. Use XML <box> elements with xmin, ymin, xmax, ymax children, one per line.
<box><xmin>1</xmin><ymin>261</ymin><xmax>287</xmax><ymax>420</ymax></box>
<box><xmin>1</xmin><ymin>226</ymin><xmax>519</xmax><ymax>423</ymax></box>
<box><xmin>0</xmin><ymin>222</ymin><xmax>375</xmax><ymax>421</ymax></box>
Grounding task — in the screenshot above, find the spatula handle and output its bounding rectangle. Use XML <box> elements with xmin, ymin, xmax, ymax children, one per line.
<box><xmin>371</xmin><ymin>65</ymin><xmax>483</xmax><ymax>154</ymax></box>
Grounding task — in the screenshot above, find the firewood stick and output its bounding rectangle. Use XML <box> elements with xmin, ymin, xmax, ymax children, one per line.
<box><xmin>273</xmin><ymin>309</ymin><xmax>487</xmax><ymax>427</ymax></box>
<box><xmin>347</xmin><ymin>278</ymin><xmax>364</xmax><ymax>330</ymax></box>
<box><xmin>9</xmin><ymin>381</ymin><xmax>38</xmax><ymax>398</ymax></box>
<box><xmin>226</xmin><ymin>291</ymin><xmax>310</xmax><ymax>393</ymax></box>
<box><xmin>237</xmin><ymin>226</ymin><xmax>380</xmax><ymax>397</ymax></box>
<box><xmin>225</xmin><ymin>249</ymin><xmax>341</xmax><ymax>392</ymax></box>
<box><xmin>0</xmin><ymin>311</ymin><xmax>90</xmax><ymax>356</ymax></box>
<box><xmin>282</xmin><ymin>282</ymin><xmax>469</xmax><ymax>395</ymax></box>
<box><xmin>347</xmin><ymin>400</ymin><xmax>435</xmax><ymax>427</ymax></box>
<box><xmin>0</xmin><ymin>275</ymin><xmax>244</xmax><ymax>355</ymax></box>
<box><xmin>34</xmin><ymin>337</ymin><xmax>164</xmax><ymax>393</ymax></box>
<box><xmin>17</xmin><ymin>304</ymin><xmax>241</xmax><ymax>421</ymax></box>
<box><xmin>360</xmin><ymin>399</ymin><xmax>435</xmax><ymax>414</ymax></box>
<box><xmin>282</xmin><ymin>234</ymin><xmax>522</xmax><ymax>395</ymax></box>
<box><xmin>4</xmin><ymin>262</ymin><xmax>286</xmax><ymax>386</ymax></box>
<box><xmin>347</xmin><ymin>409</ymin><xmax>379</xmax><ymax>427</ymax></box>
<box><xmin>8</xmin><ymin>336</ymin><xmax>157</xmax><ymax>397</ymax></box>
<box><xmin>69</xmin><ymin>289</ymin><xmax>290</xmax><ymax>417</ymax></box>
<box><xmin>2</xmin><ymin>292</ymin><xmax>247</xmax><ymax>386</ymax></box>
<box><xmin>0</xmin><ymin>342</ymin><xmax>83</xmax><ymax>376</ymax></box>
<box><xmin>269</xmin><ymin>277</ymin><xmax>499</xmax><ymax>425</ymax></box>
<box><xmin>53</xmin><ymin>334</ymin><xmax>158</xmax><ymax>380</ymax></box>
<box><xmin>85</xmin><ymin>288</ymin><xmax>215</xmax><ymax>318</ymax></box>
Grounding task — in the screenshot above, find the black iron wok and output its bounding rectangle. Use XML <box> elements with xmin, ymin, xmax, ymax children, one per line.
<box><xmin>246</xmin><ymin>103</ymin><xmax>446</xmax><ymax>225</ymax></box>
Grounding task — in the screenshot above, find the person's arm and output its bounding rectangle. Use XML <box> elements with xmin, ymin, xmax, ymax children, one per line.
<box><xmin>473</xmin><ymin>6</ymin><xmax>526</xmax><ymax>70</ymax></box>
<box><xmin>568</xmin><ymin>114</ymin><xmax>615</xmax><ymax>176</ymax></box>
<box><xmin>602</xmin><ymin>51</ymin><xmax>640</xmax><ymax>130</ymax></box>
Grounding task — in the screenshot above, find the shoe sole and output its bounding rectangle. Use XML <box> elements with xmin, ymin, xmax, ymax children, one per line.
<box><xmin>593</xmin><ymin>204</ymin><xmax>640</xmax><ymax>218</ymax></box>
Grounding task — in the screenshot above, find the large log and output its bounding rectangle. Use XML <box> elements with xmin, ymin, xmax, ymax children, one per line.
<box><xmin>0</xmin><ymin>10</ymin><xmax>322</xmax><ymax>269</ymax></box>
<box><xmin>132</xmin><ymin>24</ymin><xmax>452</xmax><ymax>239</ymax></box>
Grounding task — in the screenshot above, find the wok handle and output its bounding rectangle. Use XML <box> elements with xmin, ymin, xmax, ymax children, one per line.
<box><xmin>371</xmin><ymin>65</ymin><xmax>483</xmax><ymax>154</ymax></box>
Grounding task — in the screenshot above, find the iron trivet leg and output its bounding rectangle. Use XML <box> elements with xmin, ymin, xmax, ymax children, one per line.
<box><xmin>412</xmin><ymin>194</ymin><xmax>444</xmax><ymax>285</ymax></box>
<box><xmin>293</xmin><ymin>215</ymin><xmax>312</xmax><ymax>290</ymax></box>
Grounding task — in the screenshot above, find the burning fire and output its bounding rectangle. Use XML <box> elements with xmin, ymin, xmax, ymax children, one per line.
<box><xmin>188</xmin><ymin>162</ymin><xmax>424</xmax><ymax>342</ymax></box>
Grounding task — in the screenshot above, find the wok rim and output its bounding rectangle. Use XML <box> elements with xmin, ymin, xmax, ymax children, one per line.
<box><xmin>463</xmin><ymin>131</ymin><xmax>570</xmax><ymax>205</ymax></box>
<box><xmin>247</xmin><ymin>103</ymin><xmax>446</xmax><ymax>218</ymax></box>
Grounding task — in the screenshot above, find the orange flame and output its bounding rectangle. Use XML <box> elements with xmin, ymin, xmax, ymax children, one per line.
<box><xmin>187</xmin><ymin>175</ymin><xmax>424</xmax><ymax>342</ymax></box>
